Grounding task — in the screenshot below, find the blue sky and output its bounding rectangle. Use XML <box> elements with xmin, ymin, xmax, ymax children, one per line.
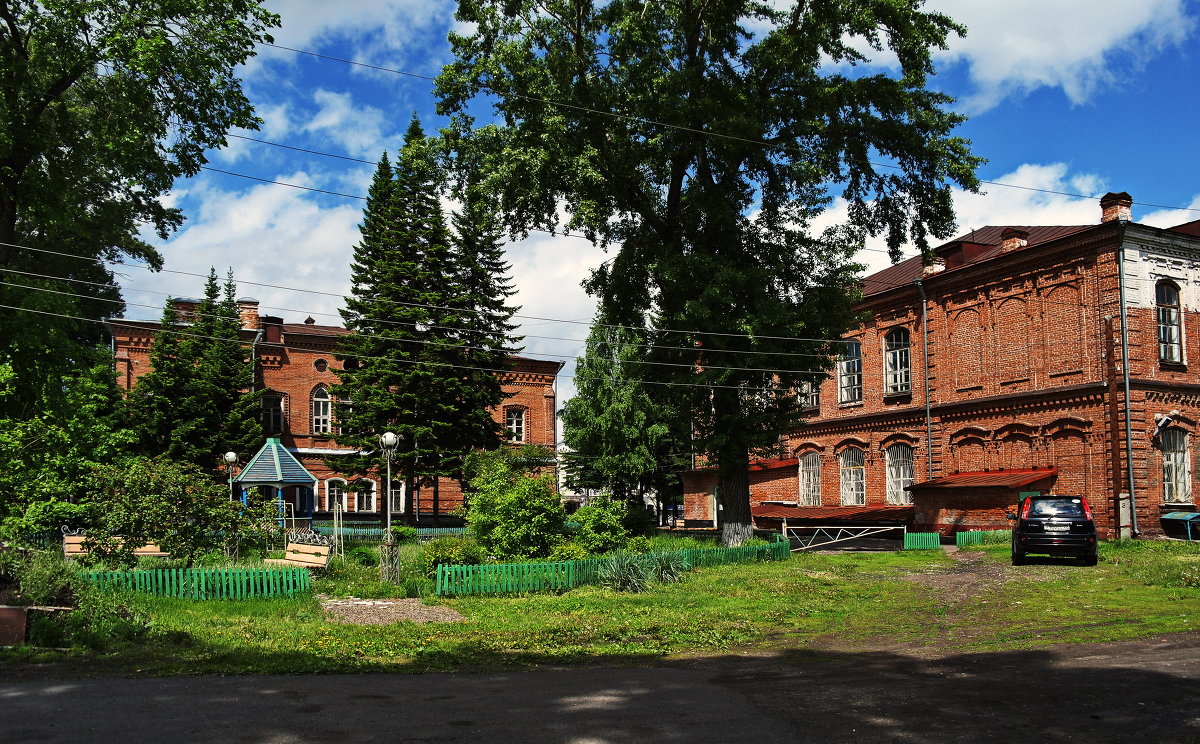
<box><xmin>122</xmin><ymin>0</ymin><xmax>1200</xmax><ymax>402</ymax></box>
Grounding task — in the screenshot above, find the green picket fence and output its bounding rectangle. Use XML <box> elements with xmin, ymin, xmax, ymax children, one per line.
<box><xmin>954</xmin><ymin>530</ymin><xmax>1010</xmax><ymax>547</ymax></box>
<box><xmin>418</xmin><ymin>527</ymin><xmax>466</xmax><ymax>540</ymax></box>
<box><xmin>81</xmin><ymin>567</ymin><xmax>311</xmax><ymax>599</ymax></box>
<box><xmin>435</xmin><ymin>540</ymin><xmax>791</xmax><ymax>596</ymax></box>
<box><xmin>903</xmin><ymin>532</ymin><xmax>942</xmax><ymax>550</ymax></box>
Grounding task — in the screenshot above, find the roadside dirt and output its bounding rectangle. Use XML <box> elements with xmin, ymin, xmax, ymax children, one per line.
<box><xmin>318</xmin><ymin>595</ymin><xmax>465</xmax><ymax>625</ymax></box>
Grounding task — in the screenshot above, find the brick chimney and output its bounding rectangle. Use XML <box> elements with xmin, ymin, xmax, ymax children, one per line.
<box><xmin>1100</xmin><ymin>192</ymin><xmax>1132</xmax><ymax>223</ymax></box>
<box><xmin>236</xmin><ymin>297</ymin><xmax>261</xmax><ymax>329</ymax></box>
<box><xmin>1000</xmin><ymin>227</ymin><xmax>1029</xmax><ymax>253</ymax></box>
<box><xmin>170</xmin><ymin>297</ymin><xmax>199</xmax><ymax>323</ymax></box>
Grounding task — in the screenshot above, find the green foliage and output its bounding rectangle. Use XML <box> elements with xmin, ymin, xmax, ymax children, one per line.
<box><xmin>390</xmin><ymin>525</ymin><xmax>420</xmax><ymax>544</ymax></box>
<box><xmin>1105</xmin><ymin>539</ymin><xmax>1200</xmax><ymax>588</ymax></box>
<box><xmin>597</xmin><ymin>552</ymin><xmax>652</xmax><ymax>593</ymax></box>
<box><xmin>547</xmin><ymin>541</ymin><xmax>592</xmax><ymax>562</ymax></box>
<box><xmin>346</xmin><ymin>546</ymin><xmax>380</xmax><ymax>567</ymax></box>
<box><xmin>0</xmin><ymin>0</ymin><xmax>279</xmax><ymax>419</ymax></box>
<box><xmin>438</xmin><ymin>0</ymin><xmax>981</xmax><ymax>543</ymax></box>
<box><xmin>644</xmin><ymin>551</ymin><xmax>689</xmax><ymax>584</ymax></box>
<box><xmin>464</xmin><ymin>447</ymin><xmax>567</xmax><ymax>559</ymax></box>
<box><xmin>10</xmin><ymin>552</ymin><xmax>80</xmax><ymax>606</ymax></box>
<box><xmin>61</xmin><ymin>589</ymin><xmax>151</xmax><ymax>650</ymax></box>
<box><xmin>570</xmin><ymin>497</ymin><xmax>630</xmax><ymax>554</ymax></box>
<box><xmin>124</xmin><ymin>269</ymin><xmax>262</xmax><ymax>470</ymax></box>
<box><xmin>421</xmin><ymin>536</ymin><xmax>490</xmax><ymax>577</ymax></box>
<box><xmin>333</xmin><ymin>116</ymin><xmax>518</xmax><ymax>514</ymax></box>
<box><xmin>82</xmin><ymin>457</ymin><xmax>275</xmax><ymax>568</ymax></box>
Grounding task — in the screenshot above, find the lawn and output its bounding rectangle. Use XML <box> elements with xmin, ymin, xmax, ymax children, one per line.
<box><xmin>3</xmin><ymin>538</ymin><xmax>1199</xmax><ymax>676</ymax></box>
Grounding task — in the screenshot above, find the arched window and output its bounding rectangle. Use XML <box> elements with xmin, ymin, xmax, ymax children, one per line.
<box><xmin>839</xmin><ymin>447</ymin><xmax>866</xmax><ymax>505</ymax></box>
<box><xmin>356</xmin><ymin>482</ymin><xmax>375</xmax><ymax>512</ymax></box>
<box><xmin>261</xmin><ymin>393</ymin><xmax>284</xmax><ymax>433</ymax></box>
<box><xmin>884</xmin><ymin>328</ymin><xmax>911</xmax><ymax>394</ymax></box>
<box><xmin>312</xmin><ymin>386</ymin><xmax>331</xmax><ymax>434</ymax></box>
<box><xmin>326</xmin><ymin>479</ymin><xmax>346</xmax><ymax>511</ymax></box>
<box><xmin>1157</xmin><ymin>281</ymin><xmax>1183</xmax><ymax>363</ymax></box>
<box><xmin>885</xmin><ymin>443</ymin><xmax>915</xmax><ymax>505</ymax></box>
<box><xmin>799</xmin><ymin>452</ymin><xmax>821</xmax><ymax>506</ymax></box>
<box><xmin>505</xmin><ymin>407</ymin><xmax>526</xmax><ymax>443</ymax></box>
<box><xmin>838</xmin><ymin>341</ymin><xmax>862</xmax><ymax>404</ymax></box>
<box><xmin>1162</xmin><ymin>427</ymin><xmax>1192</xmax><ymax>503</ymax></box>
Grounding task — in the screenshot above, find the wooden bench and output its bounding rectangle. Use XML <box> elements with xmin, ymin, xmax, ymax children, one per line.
<box><xmin>264</xmin><ymin>542</ymin><xmax>332</xmax><ymax>570</ymax></box>
<box><xmin>63</xmin><ymin>534</ymin><xmax>168</xmax><ymax>559</ymax></box>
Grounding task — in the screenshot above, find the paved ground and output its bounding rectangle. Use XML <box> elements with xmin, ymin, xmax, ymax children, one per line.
<box><xmin>3</xmin><ymin>631</ymin><xmax>1200</xmax><ymax>743</ymax></box>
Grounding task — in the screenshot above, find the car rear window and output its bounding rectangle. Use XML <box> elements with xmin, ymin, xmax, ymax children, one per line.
<box><xmin>1027</xmin><ymin>498</ymin><xmax>1085</xmax><ymax>518</ymax></box>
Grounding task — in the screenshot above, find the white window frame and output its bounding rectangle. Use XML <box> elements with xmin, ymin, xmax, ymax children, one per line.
<box><xmin>312</xmin><ymin>386</ymin><xmax>332</xmax><ymax>434</ymax></box>
<box><xmin>839</xmin><ymin>447</ymin><xmax>866</xmax><ymax>505</ymax></box>
<box><xmin>799</xmin><ymin>452</ymin><xmax>821</xmax><ymax>506</ymax></box>
<box><xmin>326</xmin><ymin>479</ymin><xmax>346</xmax><ymax>511</ymax></box>
<box><xmin>355</xmin><ymin>481</ymin><xmax>375</xmax><ymax>513</ymax></box>
<box><xmin>505</xmin><ymin>407</ymin><xmax>527</xmax><ymax>443</ymax></box>
<box><xmin>1157</xmin><ymin>281</ymin><xmax>1184</xmax><ymax>363</ymax></box>
<box><xmin>799</xmin><ymin>381</ymin><xmax>820</xmax><ymax>410</ymax></box>
<box><xmin>1162</xmin><ymin>427</ymin><xmax>1192</xmax><ymax>503</ymax></box>
<box><xmin>885</xmin><ymin>443</ymin><xmax>915</xmax><ymax>505</ymax></box>
<box><xmin>838</xmin><ymin>341</ymin><xmax>862</xmax><ymax>404</ymax></box>
<box><xmin>884</xmin><ymin>328</ymin><xmax>911</xmax><ymax>394</ymax></box>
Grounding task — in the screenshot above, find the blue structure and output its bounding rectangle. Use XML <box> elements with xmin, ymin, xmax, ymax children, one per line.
<box><xmin>233</xmin><ymin>437</ymin><xmax>318</xmax><ymax>523</ymax></box>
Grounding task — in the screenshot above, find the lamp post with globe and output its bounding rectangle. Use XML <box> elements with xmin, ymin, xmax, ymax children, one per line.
<box><xmin>380</xmin><ymin>431</ymin><xmax>398</xmax><ymax>540</ymax></box>
<box><xmin>223</xmin><ymin>451</ymin><xmax>239</xmax><ymax>501</ymax></box>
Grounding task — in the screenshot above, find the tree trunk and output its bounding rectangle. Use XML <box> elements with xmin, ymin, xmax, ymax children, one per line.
<box><xmin>716</xmin><ymin>445</ymin><xmax>753</xmax><ymax>546</ymax></box>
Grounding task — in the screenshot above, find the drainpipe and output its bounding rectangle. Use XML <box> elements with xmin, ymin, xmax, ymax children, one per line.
<box><xmin>249</xmin><ymin>327</ymin><xmax>263</xmax><ymax>393</ymax></box>
<box><xmin>1116</xmin><ymin>225</ymin><xmax>1140</xmax><ymax>535</ymax></box>
<box><xmin>914</xmin><ymin>279</ymin><xmax>934</xmax><ymax>480</ymax></box>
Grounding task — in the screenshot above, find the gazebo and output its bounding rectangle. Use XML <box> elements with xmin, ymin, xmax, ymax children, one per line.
<box><xmin>233</xmin><ymin>437</ymin><xmax>319</xmax><ymax>525</ymax></box>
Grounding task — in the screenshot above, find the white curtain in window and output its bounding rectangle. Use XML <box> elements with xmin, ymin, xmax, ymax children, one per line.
<box><xmin>1163</xmin><ymin>427</ymin><xmax>1192</xmax><ymax>503</ymax></box>
<box><xmin>799</xmin><ymin>453</ymin><xmax>821</xmax><ymax>506</ymax></box>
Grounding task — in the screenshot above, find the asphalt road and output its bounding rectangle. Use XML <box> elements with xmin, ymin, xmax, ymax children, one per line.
<box><xmin>3</xmin><ymin>632</ymin><xmax>1200</xmax><ymax>743</ymax></box>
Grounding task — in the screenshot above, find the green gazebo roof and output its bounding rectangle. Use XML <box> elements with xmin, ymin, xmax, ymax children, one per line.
<box><xmin>233</xmin><ymin>437</ymin><xmax>317</xmax><ymax>487</ymax></box>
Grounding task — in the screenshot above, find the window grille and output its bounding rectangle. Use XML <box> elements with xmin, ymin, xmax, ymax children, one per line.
<box><xmin>356</xmin><ymin>483</ymin><xmax>374</xmax><ymax>512</ymax></box>
<box><xmin>839</xmin><ymin>447</ymin><xmax>866</xmax><ymax>505</ymax></box>
<box><xmin>326</xmin><ymin>480</ymin><xmax>345</xmax><ymax>511</ymax></box>
<box><xmin>799</xmin><ymin>453</ymin><xmax>821</xmax><ymax>506</ymax></box>
<box><xmin>885</xmin><ymin>443</ymin><xmax>915</xmax><ymax>504</ymax></box>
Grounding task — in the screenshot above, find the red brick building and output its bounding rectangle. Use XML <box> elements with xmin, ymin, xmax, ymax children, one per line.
<box><xmin>109</xmin><ymin>303</ymin><xmax>561</xmax><ymax>522</ymax></box>
<box><xmin>684</xmin><ymin>193</ymin><xmax>1200</xmax><ymax>537</ymax></box>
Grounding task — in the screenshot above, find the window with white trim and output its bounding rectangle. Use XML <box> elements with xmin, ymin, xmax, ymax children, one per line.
<box><xmin>884</xmin><ymin>328</ymin><xmax>911</xmax><ymax>394</ymax></box>
<box><xmin>312</xmin><ymin>386</ymin><xmax>331</xmax><ymax>434</ymax></box>
<box><xmin>885</xmin><ymin>443</ymin><xmax>915</xmax><ymax>505</ymax></box>
<box><xmin>326</xmin><ymin>479</ymin><xmax>346</xmax><ymax>511</ymax></box>
<box><xmin>356</xmin><ymin>482</ymin><xmax>375</xmax><ymax>512</ymax></box>
<box><xmin>838</xmin><ymin>341</ymin><xmax>862</xmax><ymax>404</ymax></box>
<box><xmin>1157</xmin><ymin>281</ymin><xmax>1183</xmax><ymax>363</ymax></box>
<box><xmin>839</xmin><ymin>447</ymin><xmax>866</xmax><ymax>505</ymax></box>
<box><xmin>799</xmin><ymin>381</ymin><xmax>820</xmax><ymax>410</ymax></box>
<box><xmin>505</xmin><ymin>407</ymin><xmax>526</xmax><ymax>443</ymax></box>
<box><xmin>1162</xmin><ymin>427</ymin><xmax>1192</xmax><ymax>503</ymax></box>
<box><xmin>799</xmin><ymin>452</ymin><xmax>821</xmax><ymax>506</ymax></box>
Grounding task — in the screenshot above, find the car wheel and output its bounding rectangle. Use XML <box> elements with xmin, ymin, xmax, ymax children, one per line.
<box><xmin>1011</xmin><ymin>550</ymin><xmax>1025</xmax><ymax>566</ymax></box>
<box><xmin>1080</xmin><ymin>553</ymin><xmax>1098</xmax><ymax>567</ymax></box>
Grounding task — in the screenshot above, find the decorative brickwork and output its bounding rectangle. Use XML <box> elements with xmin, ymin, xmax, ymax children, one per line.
<box><xmin>684</xmin><ymin>196</ymin><xmax>1200</xmax><ymax>538</ymax></box>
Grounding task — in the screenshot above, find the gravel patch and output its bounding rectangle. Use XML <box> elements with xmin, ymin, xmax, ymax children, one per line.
<box><xmin>318</xmin><ymin>595</ymin><xmax>466</xmax><ymax>625</ymax></box>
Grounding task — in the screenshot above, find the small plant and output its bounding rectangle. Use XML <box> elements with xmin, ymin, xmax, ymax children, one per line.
<box><xmin>645</xmin><ymin>551</ymin><xmax>689</xmax><ymax>583</ymax></box>
<box><xmin>390</xmin><ymin>525</ymin><xmax>419</xmax><ymax>543</ymax></box>
<box><xmin>401</xmin><ymin>577</ymin><xmax>434</xmax><ymax>598</ymax></box>
<box><xmin>421</xmin><ymin>536</ymin><xmax>489</xmax><ymax>577</ymax></box>
<box><xmin>597</xmin><ymin>551</ymin><xmax>652</xmax><ymax>593</ymax></box>
<box><xmin>346</xmin><ymin>546</ymin><xmax>379</xmax><ymax>567</ymax></box>
<box><xmin>548</xmin><ymin>541</ymin><xmax>591</xmax><ymax>562</ymax></box>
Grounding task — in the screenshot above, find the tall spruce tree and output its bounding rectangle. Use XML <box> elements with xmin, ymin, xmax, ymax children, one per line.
<box><xmin>125</xmin><ymin>269</ymin><xmax>261</xmax><ymax>470</ymax></box>
<box><xmin>438</xmin><ymin>0</ymin><xmax>980</xmax><ymax>544</ymax></box>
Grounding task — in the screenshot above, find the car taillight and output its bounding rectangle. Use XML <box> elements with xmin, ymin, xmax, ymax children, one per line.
<box><xmin>1019</xmin><ymin>499</ymin><xmax>1032</xmax><ymax>519</ymax></box>
<box><xmin>1081</xmin><ymin>497</ymin><xmax>1093</xmax><ymax>520</ymax></box>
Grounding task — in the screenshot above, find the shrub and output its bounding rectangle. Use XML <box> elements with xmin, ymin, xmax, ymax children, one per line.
<box><xmin>644</xmin><ymin>551</ymin><xmax>688</xmax><ymax>583</ymax></box>
<box><xmin>63</xmin><ymin>589</ymin><xmax>149</xmax><ymax>649</ymax></box>
<box><xmin>390</xmin><ymin>525</ymin><xmax>419</xmax><ymax>544</ymax></box>
<box><xmin>421</xmin><ymin>536</ymin><xmax>489</xmax><ymax>577</ymax></box>
<box><xmin>464</xmin><ymin>447</ymin><xmax>567</xmax><ymax>560</ymax></box>
<box><xmin>571</xmin><ymin>497</ymin><xmax>629</xmax><ymax>554</ymax></box>
<box><xmin>622</xmin><ymin>503</ymin><xmax>658</xmax><ymax>537</ymax></box>
<box><xmin>597</xmin><ymin>552</ymin><xmax>652</xmax><ymax>593</ymax></box>
<box><xmin>625</xmin><ymin>536</ymin><xmax>653</xmax><ymax>553</ymax></box>
<box><xmin>346</xmin><ymin>546</ymin><xmax>379</xmax><ymax>567</ymax></box>
<box><xmin>548</xmin><ymin>541</ymin><xmax>592</xmax><ymax>562</ymax></box>
<box><xmin>401</xmin><ymin>577</ymin><xmax>435</xmax><ymax>598</ymax></box>
<box><xmin>14</xmin><ymin>551</ymin><xmax>79</xmax><ymax>606</ymax></box>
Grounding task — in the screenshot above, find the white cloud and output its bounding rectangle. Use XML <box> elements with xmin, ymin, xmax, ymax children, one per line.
<box><xmin>1141</xmin><ymin>194</ymin><xmax>1200</xmax><ymax>229</ymax></box>
<box><xmin>929</xmin><ymin>0</ymin><xmax>1195</xmax><ymax>112</ymax></box>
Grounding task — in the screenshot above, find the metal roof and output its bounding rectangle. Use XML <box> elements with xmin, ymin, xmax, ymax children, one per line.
<box><xmin>907</xmin><ymin>466</ymin><xmax>1058</xmax><ymax>491</ymax></box>
<box><xmin>234</xmin><ymin>437</ymin><xmax>318</xmax><ymax>486</ymax></box>
<box><xmin>751</xmin><ymin>504</ymin><xmax>914</xmax><ymax>523</ymax></box>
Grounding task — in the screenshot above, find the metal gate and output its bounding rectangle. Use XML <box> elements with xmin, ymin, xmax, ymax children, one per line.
<box><xmin>783</xmin><ymin>524</ymin><xmax>906</xmax><ymax>551</ymax></box>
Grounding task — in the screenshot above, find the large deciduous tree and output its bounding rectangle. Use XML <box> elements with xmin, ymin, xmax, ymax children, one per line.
<box><xmin>438</xmin><ymin>0</ymin><xmax>981</xmax><ymax>544</ymax></box>
<box><xmin>0</xmin><ymin>0</ymin><xmax>277</xmax><ymax>416</ymax></box>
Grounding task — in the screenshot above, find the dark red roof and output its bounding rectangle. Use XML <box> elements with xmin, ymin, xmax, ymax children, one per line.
<box><xmin>862</xmin><ymin>225</ymin><xmax>1094</xmax><ymax>296</ymax></box>
<box><xmin>685</xmin><ymin>457</ymin><xmax>798</xmax><ymax>475</ymax></box>
<box><xmin>907</xmin><ymin>466</ymin><xmax>1058</xmax><ymax>490</ymax></box>
<box><xmin>751</xmin><ymin>504</ymin><xmax>914</xmax><ymax>523</ymax></box>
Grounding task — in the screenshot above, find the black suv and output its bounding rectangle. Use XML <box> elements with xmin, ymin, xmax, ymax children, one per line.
<box><xmin>1007</xmin><ymin>495</ymin><xmax>1098</xmax><ymax>566</ymax></box>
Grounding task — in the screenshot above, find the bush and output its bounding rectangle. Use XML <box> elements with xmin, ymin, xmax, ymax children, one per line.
<box><xmin>622</xmin><ymin>503</ymin><xmax>658</xmax><ymax>537</ymax></box>
<box><xmin>62</xmin><ymin>589</ymin><xmax>149</xmax><ymax>649</ymax></box>
<box><xmin>401</xmin><ymin>577</ymin><xmax>435</xmax><ymax>598</ymax></box>
<box><xmin>571</xmin><ymin>497</ymin><xmax>629</xmax><ymax>554</ymax></box>
<box><xmin>13</xmin><ymin>551</ymin><xmax>79</xmax><ymax>606</ymax></box>
<box><xmin>597</xmin><ymin>552</ymin><xmax>652</xmax><ymax>593</ymax></box>
<box><xmin>421</xmin><ymin>536</ymin><xmax>489</xmax><ymax>577</ymax></box>
<box><xmin>547</xmin><ymin>541</ymin><xmax>592</xmax><ymax>562</ymax></box>
<box><xmin>644</xmin><ymin>551</ymin><xmax>688</xmax><ymax>583</ymax></box>
<box><xmin>464</xmin><ymin>447</ymin><xmax>567</xmax><ymax>560</ymax></box>
<box><xmin>346</xmin><ymin>546</ymin><xmax>379</xmax><ymax>567</ymax></box>
<box><xmin>390</xmin><ymin>525</ymin><xmax>419</xmax><ymax>544</ymax></box>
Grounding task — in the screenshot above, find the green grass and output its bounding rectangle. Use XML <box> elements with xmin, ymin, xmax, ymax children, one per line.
<box><xmin>4</xmin><ymin>539</ymin><xmax>1200</xmax><ymax>676</ymax></box>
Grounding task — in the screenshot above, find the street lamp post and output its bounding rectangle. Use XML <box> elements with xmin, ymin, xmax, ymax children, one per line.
<box><xmin>380</xmin><ymin>431</ymin><xmax>398</xmax><ymax>541</ymax></box>
<box><xmin>223</xmin><ymin>451</ymin><xmax>239</xmax><ymax>501</ymax></box>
